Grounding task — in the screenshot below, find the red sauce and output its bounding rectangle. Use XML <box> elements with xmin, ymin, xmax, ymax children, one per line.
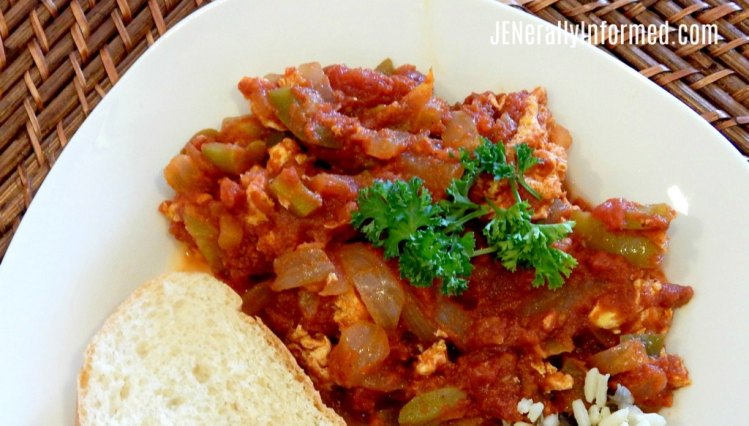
<box><xmin>160</xmin><ymin>62</ymin><xmax>692</xmax><ymax>424</ymax></box>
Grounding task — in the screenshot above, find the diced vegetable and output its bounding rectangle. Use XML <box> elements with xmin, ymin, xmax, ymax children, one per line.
<box><xmin>375</xmin><ymin>58</ymin><xmax>395</xmax><ymax>75</ymax></box>
<box><xmin>164</xmin><ymin>154</ymin><xmax>209</xmax><ymax>193</ymax></box>
<box><xmin>245</xmin><ymin>139</ymin><xmax>270</xmax><ymax>162</ymax></box>
<box><xmin>622</xmin><ymin>203</ymin><xmax>674</xmax><ymax>231</ymax></box>
<box><xmin>272</xmin><ymin>246</ymin><xmax>336</xmax><ymax>291</ymax></box>
<box><xmin>267</xmin><ymin>86</ymin><xmax>342</xmax><ymax>149</ymax></box>
<box><xmin>589</xmin><ymin>339</ymin><xmax>650</xmax><ymax>375</ymax></box>
<box><xmin>269</xmin><ymin>167</ymin><xmax>323</xmax><ymax>217</ymax></box>
<box><xmin>217</xmin><ymin>215</ymin><xmax>244</xmax><ymax>251</ymax></box>
<box><xmin>397</xmin><ymin>152</ymin><xmax>462</xmax><ymax>197</ymax></box>
<box><xmin>319</xmin><ymin>262</ymin><xmax>350</xmax><ymax>296</ymax></box>
<box><xmin>338</xmin><ymin>244</ymin><xmax>405</xmax><ymax>330</ymax></box>
<box><xmin>362</xmin><ymin>128</ymin><xmax>411</xmax><ymax>160</ymax></box>
<box><xmin>191</xmin><ymin>128</ymin><xmax>219</xmax><ymax>139</ymax></box>
<box><xmin>268</xmin><ymin>87</ymin><xmax>294</xmax><ymax>127</ymax></box>
<box><xmin>571</xmin><ymin>210</ymin><xmax>659</xmax><ymax>268</ymax></box>
<box><xmin>443</xmin><ymin>111</ymin><xmax>480</xmax><ymax>150</ymax></box>
<box><xmin>591</xmin><ymin>199</ymin><xmax>675</xmax><ymax>231</ymax></box>
<box><xmin>434</xmin><ymin>297</ymin><xmax>471</xmax><ymax>346</ymax></box>
<box><xmin>329</xmin><ymin>321</ymin><xmax>390</xmax><ymax>387</ymax></box>
<box><xmin>219</xmin><ymin>115</ymin><xmax>266</xmax><ymax>142</ymax></box>
<box><xmin>398</xmin><ymin>387</ymin><xmax>467</xmax><ymax>425</ymax></box>
<box><xmin>241</xmin><ymin>281</ymin><xmax>273</xmax><ymax>316</ymax></box>
<box><xmin>308</xmin><ymin>173</ymin><xmax>358</xmax><ymax>198</ymax></box>
<box><xmin>298</xmin><ymin>62</ymin><xmax>334</xmax><ymax>102</ymax></box>
<box><xmin>618</xmin><ymin>364</ymin><xmax>668</xmax><ymax>402</ymax></box>
<box><xmin>360</xmin><ymin>371</ymin><xmax>406</xmax><ymax>392</ymax></box>
<box><xmin>182</xmin><ymin>206</ymin><xmax>221</xmax><ymax>268</ymax></box>
<box><xmin>621</xmin><ymin>333</ymin><xmax>665</xmax><ymax>357</ymax></box>
<box><xmin>401</xmin><ymin>77</ymin><xmax>441</xmax><ymax>132</ymax></box>
<box><xmin>401</xmin><ymin>295</ymin><xmax>439</xmax><ymax>342</ymax></box>
<box><xmin>202</xmin><ymin>142</ymin><xmax>261</xmax><ymax>175</ymax></box>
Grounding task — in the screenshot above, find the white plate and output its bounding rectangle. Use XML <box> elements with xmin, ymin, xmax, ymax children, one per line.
<box><xmin>1</xmin><ymin>0</ymin><xmax>748</xmax><ymax>423</ymax></box>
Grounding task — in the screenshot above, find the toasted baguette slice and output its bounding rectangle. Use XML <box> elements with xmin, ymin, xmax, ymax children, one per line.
<box><xmin>77</xmin><ymin>272</ymin><xmax>344</xmax><ymax>425</ymax></box>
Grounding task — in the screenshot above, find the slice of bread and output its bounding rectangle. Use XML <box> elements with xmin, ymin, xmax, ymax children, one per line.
<box><xmin>77</xmin><ymin>272</ymin><xmax>344</xmax><ymax>425</ymax></box>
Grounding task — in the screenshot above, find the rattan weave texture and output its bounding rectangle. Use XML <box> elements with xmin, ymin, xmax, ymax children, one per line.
<box><xmin>0</xmin><ymin>0</ymin><xmax>746</xmax><ymax>260</ymax></box>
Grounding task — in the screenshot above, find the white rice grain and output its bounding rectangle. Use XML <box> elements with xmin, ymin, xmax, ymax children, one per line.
<box><xmin>633</xmin><ymin>413</ymin><xmax>667</xmax><ymax>426</ymax></box>
<box><xmin>573</xmin><ymin>399</ymin><xmax>591</xmax><ymax>426</ymax></box>
<box><xmin>528</xmin><ymin>402</ymin><xmax>544</xmax><ymax>422</ymax></box>
<box><xmin>517</xmin><ymin>398</ymin><xmax>533</xmax><ymax>415</ymax></box>
<box><xmin>627</xmin><ymin>404</ymin><xmax>644</xmax><ymax>419</ymax></box>
<box><xmin>599</xmin><ymin>407</ymin><xmax>630</xmax><ymax>426</ymax></box>
<box><xmin>513</xmin><ymin>422</ymin><xmax>533</xmax><ymax>426</ymax></box>
<box><xmin>588</xmin><ymin>404</ymin><xmax>601</xmax><ymax>425</ymax></box>
<box><xmin>611</xmin><ymin>385</ymin><xmax>634</xmax><ymax>409</ymax></box>
<box><xmin>595</xmin><ymin>373</ymin><xmax>610</xmax><ymax>407</ymax></box>
<box><xmin>584</xmin><ymin>368</ymin><xmax>600</xmax><ymax>403</ymax></box>
<box><xmin>542</xmin><ymin>414</ymin><xmax>560</xmax><ymax>426</ymax></box>
<box><xmin>600</xmin><ymin>406</ymin><xmax>611</xmax><ymax>418</ymax></box>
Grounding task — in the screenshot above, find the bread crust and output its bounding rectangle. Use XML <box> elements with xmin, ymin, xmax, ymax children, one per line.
<box><xmin>77</xmin><ymin>272</ymin><xmax>345</xmax><ymax>425</ymax></box>
<box><xmin>242</xmin><ymin>314</ymin><xmax>344</xmax><ymax>425</ymax></box>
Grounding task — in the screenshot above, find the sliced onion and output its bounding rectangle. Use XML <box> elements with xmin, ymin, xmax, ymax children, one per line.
<box><xmin>337</xmin><ymin>244</ymin><xmax>405</xmax><ymax>330</ymax></box>
<box><xmin>434</xmin><ymin>296</ymin><xmax>471</xmax><ymax>347</ymax></box>
<box><xmin>298</xmin><ymin>62</ymin><xmax>335</xmax><ymax>102</ymax></box>
<box><xmin>362</xmin><ymin>128</ymin><xmax>411</xmax><ymax>160</ymax></box>
<box><xmin>401</xmin><ymin>295</ymin><xmax>439</xmax><ymax>342</ymax></box>
<box><xmin>329</xmin><ymin>321</ymin><xmax>390</xmax><ymax>387</ymax></box>
<box><xmin>319</xmin><ymin>264</ymin><xmax>350</xmax><ymax>296</ymax></box>
<box><xmin>272</xmin><ymin>246</ymin><xmax>336</xmax><ymax>291</ymax></box>
<box><xmin>443</xmin><ymin>110</ymin><xmax>480</xmax><ymax>150</ymax></box>
<box><xmin>241</xmin><ymin>281</ymin><xmax>273</xmax><ymax>316</ymax></box>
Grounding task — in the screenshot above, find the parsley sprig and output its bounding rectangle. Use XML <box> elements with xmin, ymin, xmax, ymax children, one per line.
<box><xmin>351</xmin><ymin>138</ymin><xmax>577</xmax><ymax>295</ymax></box>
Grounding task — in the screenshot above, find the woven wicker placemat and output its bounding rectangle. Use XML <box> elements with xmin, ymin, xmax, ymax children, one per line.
<box><xmin>0</xmin><ymin>0</ymin><xmax>747</xmax><ymax>260</ymax></box>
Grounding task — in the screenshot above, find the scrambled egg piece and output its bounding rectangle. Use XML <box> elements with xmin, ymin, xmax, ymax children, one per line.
<box><xmin>588</xmin><ymin>301</ymin><xmax>626</xmax><ymax>332</ymax></box>
<box><xmin>333</xmin><ymin>290</ymin><xmax>370</xmax><ymax>328</ymax></box>
<box><xmin>531</xmin><ymin>360</ymin><xmax>574</xmax><ymax>392</ymax></box>
<box><xmin>415</xmin><ymin>339</ymin><xmax>449</xmax><ymax>376</ymax></box>
<box><xmin>288</xmin><ymin>325</ymin><xmax>332</xmax><ymax>382</ymax></box>
<box><xmin>267</xmin><ymin>138</ymin><xmax>301</xmax><ymax>174</ymax></box>
<box><xmin>483</xmin><ymin>88</ymin><xmax>569</xmax><ymax>219</ymax></box>
<box><xmin>241</xmin><ymin>166</ymin><xmax>274</xmax><ymax>226</ymax></box>
<box><xmin>588</xmin><ymin>278</ymin><xmax>675</xmax><ymax>335</ymax></box>
<box><xmin>630</xmin><ymin>278</ymin><xmax>673</xmax><ymax>334</ymax></box>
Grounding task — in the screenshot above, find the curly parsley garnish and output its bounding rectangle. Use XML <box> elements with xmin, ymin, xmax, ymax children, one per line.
<box><xmin>351</xmin><ymin>138</ymin><xmax>577</xmax><ymax>295</ymax></box>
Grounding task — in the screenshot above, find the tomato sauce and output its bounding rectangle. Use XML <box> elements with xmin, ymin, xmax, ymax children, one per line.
<box><xmin>160</xmin><ymin>62</ymin><xmax>692</xmax><ymax>424</ymax></box>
